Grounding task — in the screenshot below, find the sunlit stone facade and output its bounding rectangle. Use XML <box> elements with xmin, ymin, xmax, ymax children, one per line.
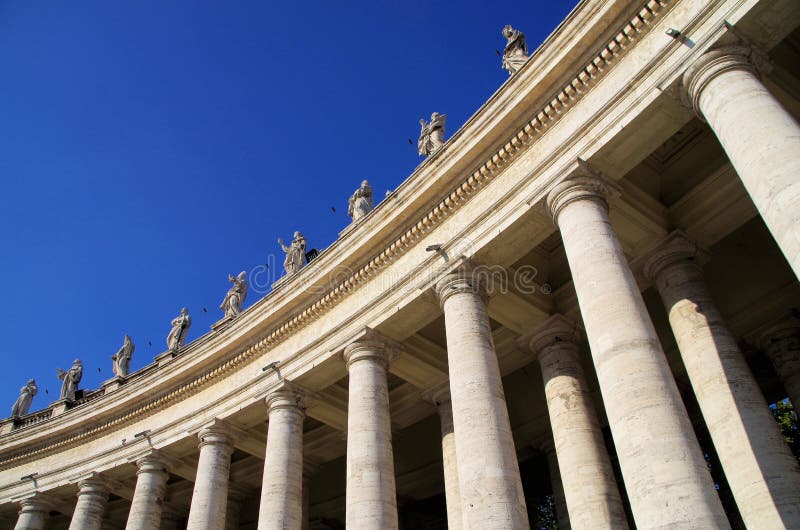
<box><xmin>2</xmin><ymin>0</ymin><xmax>800</xmax><ymax>528</ymax></box>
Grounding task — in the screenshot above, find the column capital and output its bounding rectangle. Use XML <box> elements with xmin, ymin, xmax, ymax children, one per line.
<box><xmin>343</xmin><ymin>337</ymin><xmax>391</xmax><ymax>371</ymax></box>
<box><xmin>420</xmin><ymin>381</ymin><xmax>451</xmax><ymax>407</ymax></box>
<box><xmin>266</xmin><ymin>381</ymin><xmax>307</xmax><ymax>415</ymax></box>
<box><xmin>434</xmin><ymin>267</ymin><xmax>489</xmax><ymax>307</ymax></box>
<box><xmin>17</xmin><ymin>492</ymin><xmax>54</xmax><ymax>513</ymax></box>
<box><xmin>640</xmin><ymin>231</ymin><xmax>710</xmax><ymax>282</ymax></box>
<box><xmin>519</xmin><ymin>314</ymin><xmax>581</xmax><ymax>359</ymax></box>
<box><xmin>76</xmin><ymin>473</ymin><xmax>111</xmax><ymax>498</ymax></box>
<box><xmin>545</xmin><ymin>160</ymin><xmax>620</xmax><ymax>225</ymax></box>
<box><xmin>197</xmin><ymin>419</ymin><xmax>236</xmax><ymax>452</ymax></box>
<box><xmin>135</xmin><ymin>450</ymin><xmax>170</xmax><ymax>477</ymax></box>
<box><xmin>683</xmin><ymin>44</ymin><xmax>770</xmax><ymax>117</ymax></box>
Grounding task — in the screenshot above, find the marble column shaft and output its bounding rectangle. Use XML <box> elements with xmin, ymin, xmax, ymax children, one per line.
<box><xmin>69</xmin><ymin>477</ymin><xmax>110</xmax><ymax>530</ymax></box>
<box><xmin>528</xmin><ymin>316</ymin><xmax>627</xmax><ymax>530</ymax></box>
<box><xmin>186</xmin><ymin>425</ymin><xmax>235</xmax><ymax>530</ymax></box>
<box><xmin>759</xmin><ymin>319</ymin><xmax>800</xmax><ymax>408</ymax></box>
<box><xmin>343</xmin><ymin>339</ymin><xmax>398</xmax><ymax>530</ymax></box>
<box><xmin>435</xmin><ymin>272</ymin><xmax>529</xmax><ymax>529</ymax></box>
<box><xmin>684</xmin><ymin>45</ymin><xmax>800</xmax><ymax>277</ymax></box>
<box><xmin>14</xmin><ymin>496</ymin><xmax>51</xmax><ymax>530</ymax></box>
<box><xmin>126</xmin><ymin>452</ymin><xmax>170</xmax><ymax>530</ymax></box>
<box><xmin>433</xmin><ymin>390</ymin><xmax>462</xmax><ymax>530</ymax></box>
<box><xmin>258</xmin><ymin>385</ymin><xmax>305</xmax><ymax>530</ymax></box>
<box><xmin>546</xmin><ymin>169</ymin><xmax>728</xmax><ymax>529</ymax></box>
<box><xmin>644</xmin><ymin>234</ymin><xmax>800</xmax><ymax>528</ymax></box>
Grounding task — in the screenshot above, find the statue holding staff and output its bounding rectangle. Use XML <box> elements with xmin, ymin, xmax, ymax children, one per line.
<box><xmin>278</xmin><ymin>232</ymin><xmax>307</xmax><ymax>274</ymax></box>
<box><xmin>418</xmin><ymin>112</ymin><xmax>447</xmax><ymax>156</ymax></box>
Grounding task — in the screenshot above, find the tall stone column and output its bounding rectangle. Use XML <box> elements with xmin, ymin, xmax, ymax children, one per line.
<box><xmin>540</xmin><ymin>439</ymin><xmax>570</xmax><ymax>530</ymax></box>
<box><xmin>69</xmin><ymin>476</ymin><xmax>110</xmax><ymax>530</ymax></box>
<box><xmin>546</xmin><ymin>166</ymin><xmax>728</xmax><ymax>529</ymax></box>
<box><xmin>435</xmin><ymin>270</ymin><xmax>528</xmax><ymax>529</ymax></box>
<box><xmin>526</xmin><ymin>315</ymin><xmax>627</xmax><ymax>530</ymax></box>
<box><xmin>160</xmin><ymin>509</ymin><xmax>183</xmax><ymax>530</ymax></box>
<box><xmin>423</xmin><ymin>383</ymin><xmax>462</xmax><ymax>530</ymax></box>
<box><xmin>642</xmin><ymin>232</ymin><xmax>800</xmax><ymax>527</ymax></box>
<box><xmin>758</xmin><ymin>318</ymin><xmax>800</xmax><ymax>408</ymax></box>
<box><xmin>343</xmin><ymin>337</ymin><xmax>398</xmax><ymax>530</ymax></box>
<box><xmin>125</xmin><ymin>451</ymin><xmax>170</xmax><ymax>530</ymax></box>
<box><xmin>186</xmin><ymin>423</ymin><xmax>236</xmax><ymax>530</ymax></box>
<box><xmin>258</xmin><ymin>383</ymin><xmax>306</xmax><ymax>530</ymax></box>
<box><xmin>226</xmin><ymin>486</ymin><xmax>248</xmax><ymax>530</ymax></box>
<box><xmin>14</xmin><ymin>495</ymin><xmax>51</xmax><ymax>530</ymax></box>
<box><xmin>683</xmin><ymin>45</ymin><xmax>800</xmax><ymax>277</ymax></box>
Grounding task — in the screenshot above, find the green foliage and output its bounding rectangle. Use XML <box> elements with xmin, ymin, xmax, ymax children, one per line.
<box><xmin>532</xmin><ymin>494</ymin><xmax>558</xmax><ymax>530</ymax></box>
<box><xmin>771</xmin><ymin>399</ymin><xmax>800</xmax><ymax>463</ymax></box>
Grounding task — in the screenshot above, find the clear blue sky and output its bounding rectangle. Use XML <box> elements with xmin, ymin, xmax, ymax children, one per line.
<box><xmin>0</xmin><ymin>1</ymin><xmax>577</xmax><ymax>414</ymax></box>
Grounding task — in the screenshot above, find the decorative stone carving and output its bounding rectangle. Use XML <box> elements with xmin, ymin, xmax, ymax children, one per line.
<box><xmin>219</xmin><ymin>271</ymin><xmax>248</xmax><ymax>319</ymax></box>
<box><xmin>418</xmin><ymin>112</ymin><xmax>447</xmax><ymax>156</ymax></box>
<box><xmin>167</xmin><ymin>308</ymin><xmax>192</xmax><ymax>351</ymax></box>
<box><xmin>11</xmin><ymin>379</ymin><xmax>37</xmax><ymax>417</ymax></box>
<box><xmin>278</xmin><ymin>232</ymin><xmax>307</xmax><ymax>274</ymax></box>
<box><xmin>348</xmin><ymin>180</ymin><xmax>374</xmax><ymax>222</ymax></box>
<box><xmin>56</xmin><ymin>359</ymin><xmax>83</xmax><ymax>401</ymax></box>
<box><xmin>111</xmin><ymin>335</ymin><xmax>134</xmax><ymax>378</ymax></box>
<box><xmin>501</xmin><ymin>25</ymin><xmax>529</xmax><ymax>75</ymax></box>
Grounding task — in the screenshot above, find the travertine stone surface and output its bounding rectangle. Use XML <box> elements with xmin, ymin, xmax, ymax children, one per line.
<box><xmin>343</xmin><ymin>339</ymin><xmax>398</xmax><ymax>530</ymax></box>
<box><xmin>186</xmin><ymin>424</ymin><xmax>235</xmax><ymax>530</ymax></box>
<box><xmin>425</xmin><ymin>384</ymin><xmax>462</xmax><ymax>530</ymax></box>
<box><xmin>684</xmin><ymin>45</ymin><xmax>800</xmax><ymax>278</ymax></box>
<box><xmin>69</xmin><ymin>476</ymin><xmax>110</xmax><ymax>530</ymax></box>
<box><xmin>125</xmin><ymin>452</ymin><xmax>170</xmax><ymax>530</ymax></box>
<box><xmin>14</xmin><ymin>495</ymin><xmax>51</xmax><ymax>530</ymax></box>
<box><xmin>527</xmin><ymin>315</ymin><xmax>627</xmax><ymax>530</ymax></box>
<box><xmin>759</xmin><ymin>319</ymin><xmax>800</xmax><ymax>408</ymax></box>
<box><xmin>258</xmin><ymin>384</ymin><xmax>306</xmax><ymax>530</ymax></box>
<box><xmin>546</xmin><ymin>168</ymin><xmax>729</xmax><ymax>529</ymax></box>
<box><xmin>540</xmin><ymin>439</ymin><xmax>571</xmax><ymax>530</ymax></box>
<box><xmin>435</xmin><ymin>271</ymin><xmax>528</xmax><ymax>529</ymax></box>
<box><xmin>643</xmin><ymin>232</ymin><xmax>800</xmax><ymax>528</ymax></box>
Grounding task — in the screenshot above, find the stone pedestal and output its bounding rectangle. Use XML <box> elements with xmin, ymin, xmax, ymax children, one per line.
<box><xmin>526</xmin><ymin>315</ymin><xmax>627</xmax><ymax>530</ymax></box>
<box><xmin>758</xmin><ymin>319</ymin><xmax>800</xmax><ymax>408</ymax></box>
<box><xmin>126</xmin><ymin>452</ymin><xmax>170</xmax><ymax>530</ymax></box>
<box><xmin>343</xmin><ymin>338</ymin><xmax>398</xmax><ymax>530</ymax></box>
<box><xmin>435</xmin><ymin>270</ymin><xmax>528</xmax><ymax>529</ymax></box>
<box><xmin>14</xmin><ymin>495</ymin><xmax>51</xmax><ymax>530</ymax></box>
<box><xmin>643</xmin><ymin>233</ymin><xmax>800</xmax><ymax>528</ymax></box>
<box><xmin>69</xmin><ymin>476</ymin><xmax>110</xmax><ymax>530</ymax></box>
<box><xmin>546</xmin><ymin>167</ymin><xmax>728</xmax><ymax>529</ymax></box>
<box><xmin>684</xmin><ymin>45</ymin><xmax>800</xmax><ymax>277</ymax></box>
<box><xmin>258</xmin><ymin>384</ymin><xmax>306</xmax><ymax>530</ymax></box>
<box><xmin>186</xmin><ymin>424</ymin><xmax>235</xmax><ymax>530</ymax></box>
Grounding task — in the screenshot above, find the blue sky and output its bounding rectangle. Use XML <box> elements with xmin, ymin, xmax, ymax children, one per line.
<box><xmin>0</xmin><ymin>1</ymin><xmax>577</xmax><ymax>414</ymax></box>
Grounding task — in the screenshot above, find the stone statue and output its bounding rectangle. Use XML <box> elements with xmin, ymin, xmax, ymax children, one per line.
<box><xmin>56</xmin><ymin>359</ymin><xmax>83</xmax><ymax>401</ymax></box>
<box><xmin>111</xmin><ymin>335</ymin><xmax>135</xmax><ymax>378</ymax></box>
<box><xmin>278</xmin><ymin>232</ymin><xmax>307</xmax><ymax>274</ymax></box>
<box><xmin>167</xmin><ymin>308</ymin><xmax>192</xmax><ymax>351</ymax></box>
<box><xmin>220</xmin><ymin>271</ymin><xmax>248</xmax><ymax>318</ymax></box>
<box><xmin>501</xmin><ymin>25</ymin><xmax>529</xmax><ymax>75</ymax></box>
<box><xmin>348</xmin><ymin>180</ymin><xmax>374</xmax><ymax>221</ymax></box>
<box><xmin>418</xmin><ymin>112</ymin><xmax>447</xmax><ymax>156</ymax></box>
<box><xmin>11</xmin><ymin>379</ymin><xmax>37</xmax><ymax>417</ymax></box>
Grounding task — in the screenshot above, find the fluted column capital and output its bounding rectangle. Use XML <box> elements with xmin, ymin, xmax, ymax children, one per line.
<box><xmin>266</xmin><ymin>382</ymin><xmax>307</xmax><ymax>415</ymax></box>
<box><xmin>545</xmin><ymin>160</ymin><xmax>620</xmax><ymax>225</ymax></box>
<box><xmin>640</xmin><ymin>231</ymin><xmax>710</xmax><ymax>282</ymax></box>
<box><xmin>197</xmin><ymin>421</ymin><xmax>236</xmax><ymax>453</ymax></box>
<box><xmin>521</xmin><ymin>314</ymin><xmax>582</xmax><ymax>360</ymax></box>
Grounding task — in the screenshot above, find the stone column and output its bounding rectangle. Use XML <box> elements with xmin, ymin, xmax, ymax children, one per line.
<box><xmin>642</xmin><ymin>232</ymin><xmax>800</xmax><ymax>527</ymax></box>
<box><xmin>69</xmin><ymin>476</ymin><xmax>110</xmax><ymax>530</ymax></box>
<box><xmin>526</xmin><ymin>315</ymin><xmax>627</xmax><ymax>530</ymax></box>
<box><xmin>258</xmin><ymin>383</ymin><xmax>306</xmax><ymax>530</ymax></box>
<box><xmin>186</xmin><ymin>423</ymin><xmax>236</xmax><ymax>530</ymax></box>
<box><xmin>125</xmin><ymin>452</ymin><xmax>170</xmax><ymax>530</ymax></box>
<box><xmin>14</xmin><ymin>495</ymin><xmax>51</xmax><ymax>530</ymax></box>
<box><xmin>546</xmin><ymin>166</ymin><xmax>728</xmax><ymax>529</ymax></box>
<box><xmin>435</xmin><ymin>270</ymin><xmax>528</xmax><ymax>529</ymax></box>
<box><xmin>160</xmin><ymin>509</ymin><xmax>183</xmax><ymax>530</ymax></box>
<box><xmin>343</xmin><ymin>337</ymin><xmax>398</xmax><ymax>530</ymax></box>
<box><xmin>758</xmin><ymin>319</ymin><xmax>800</xmax><ymax>408</ymax></box>
<box><xmin>540</xmin><ymin>439</ymin><xmax>570</xmax><ymax>530</ymax></box>
<box><xmin>226</xmin><ymin>486</ymin><xmax>248</xmax><ymax>530</ymax></box>
<box><xmin>423</xmin><ymin>383</ymin><xmax>462</xmax><ymax>530</ymax></box>
<box><xmin>683</xmin><ymin>45</ymin><xmax>800</xmax><ymax>277</ymax></box>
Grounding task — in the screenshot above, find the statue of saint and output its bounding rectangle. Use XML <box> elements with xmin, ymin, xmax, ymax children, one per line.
<box><xmin>11</xmin><ymin>379</ymin><xmax>37</xmax><ymax>417</ymax></box>
<box><xmin>348</xmin><ymin>180</ymin><xmax>374</xmax><ymax>221</ymax></box>
<box><xmin>501</xmin><ymin>25</ymin><xmax>529</xmax><ymax>75</ymax></box>
<box><xmin>167</xmin><ymin>308</ymin><xmax>192</xmax><ymax>351</ymax></box>
<box><xmin>220</xmin><ymin>271</ymin><xmax>248</xmax><ymax>318</ymax></box>
<box><xmin>111</xmin><ymin>335</ymin><xmax>135</xmax><ymax>378</ymax></box>
<box><xmin>56</xmin><ymin>359</ymin><xmax>83</xmax><ymax>401</ymax></box>
<box><xmin>278</xmin><ymin>232</ymin><xmax>307</xmax><ymax>274</ymax></box>
<box><xmin>418</xmin><ymin>112</ymin><xmax>447</xmax><ymax>156</ymax></box>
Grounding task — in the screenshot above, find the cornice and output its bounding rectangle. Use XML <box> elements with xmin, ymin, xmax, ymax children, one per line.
<box><xmin>0</xmin><ymin>0</ymin><xmax>674</xmax><ymax>467</ymax></box>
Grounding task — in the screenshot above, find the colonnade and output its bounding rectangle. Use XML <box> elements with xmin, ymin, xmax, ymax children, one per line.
<box><xmin>11</xmin><ymin>43</ymin><xmax>800</xmax><ymax>530</ymax></box>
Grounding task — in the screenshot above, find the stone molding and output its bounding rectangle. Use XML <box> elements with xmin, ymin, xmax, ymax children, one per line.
<box><xmin>519</xmin><ymin>314</ymin><xmax>582</xmax><ymax>359</ymax></box>
<box><xmin>76</xmin><ymin>475</ymin><xmax>111</xmax><ymax>500</ymax></box>
<box><xmin>433</xmin><ymin>263</ymin><xmax>490</xmax><ymax>308</ymax></box>
<box><xmin>265</xmin><ymin>382</ymin><xmax>307</xmax><ymax>415</ymax></box>
<box><xmin>197</xmin><ymin>421</ymin><xmax>236</xmax><ymax>453</ymax></box>
<box><xmin>545</xmin><ymin>160</ymin><xmax>621</xmax><ymax>225</ymax></box>
<box><xmin>135</xmin><ymin>451</ymin><xmax>170</xmax><ymax>478</ymax></box>
<box><xmin>0</xmin><ymin>0</ymin><xmax>675</xmax><ymax>468</ymax></box>
<box><xmin>638</xmin><ymin>231</ymin><xmax>710</xmax><ymax>282</ymax></box>
<box><xmin>343</xmin><ymin>340</ymin><xmax>391</xmax><ymax>371</ymax></box>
